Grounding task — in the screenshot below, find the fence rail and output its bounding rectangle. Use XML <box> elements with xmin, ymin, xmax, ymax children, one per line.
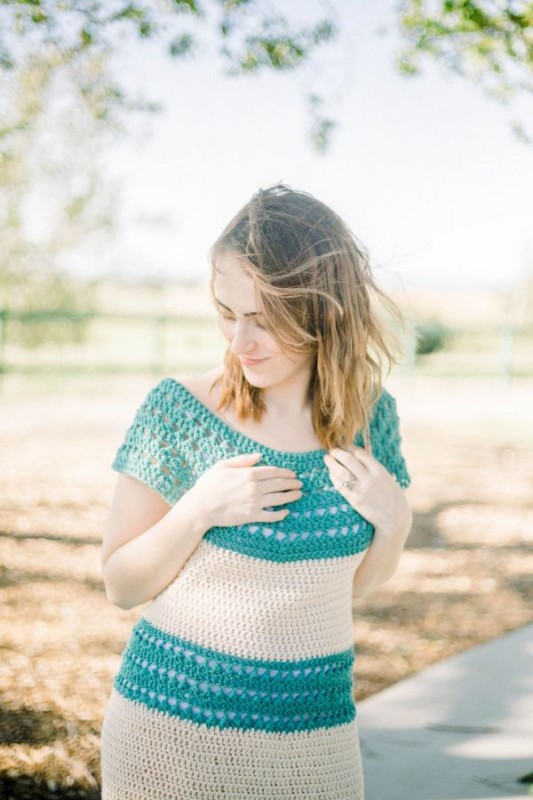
<box><xmin>0</xmin><ymin>308</ymin><xmax>532</xmax><ymax>380</ymax></box>
<box><xmin>0</xmin><ymin>308</ymin><xmax>218</xmax><ymax>378</ymax></box>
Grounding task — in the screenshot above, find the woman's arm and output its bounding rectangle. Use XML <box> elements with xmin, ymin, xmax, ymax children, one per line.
<box><xmin>323</xmin><ymin>444</ymin><xmax>413</xmax><ymax>599</ymax></box>
<box><xmin>102</xmin><ymin>452</ymin><xmax>302</xmax><ymax>610</ymax></box>
<box><xmin>101</xmin><ymin>474</ymin><xmax>212</xmax><ymax>611</ymax></box>
<box><xmin>351</xmin><ymin>498</ymin><xmax>412</xmax><ymax>598</ymax></box>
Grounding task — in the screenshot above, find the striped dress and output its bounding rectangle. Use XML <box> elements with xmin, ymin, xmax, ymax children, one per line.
<box><xmin>101</xmin><ymin>377</ymin><xmax>410</xmax><ymax>799</ymax></box>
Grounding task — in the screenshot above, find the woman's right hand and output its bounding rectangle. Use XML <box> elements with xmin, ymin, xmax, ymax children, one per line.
<box><xmin>190</xmin><ymin>452</ymin><xmax>303</xmax><ymax>528</ymax></box>
<box><xmin>101</xmin><ymin>452</ymin><xmax>301</xmax><ymax>609</ymax></box>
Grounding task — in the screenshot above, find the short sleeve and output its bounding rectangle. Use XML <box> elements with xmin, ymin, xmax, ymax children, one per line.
<box><xmin>368</xmin><ymin>389</ymin><xmax>411</xmax><ymax>488</ymax></box>
<box><xmin>111</xmin><ymin>379</ymin><xmax>196</xmax><ymax>506</ymax></box>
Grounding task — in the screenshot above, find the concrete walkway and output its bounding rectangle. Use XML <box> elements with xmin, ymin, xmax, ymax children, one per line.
<box><xmin>357</xmin><ymin>624</ymin><xmax>533</xmax><ymax>800</ymax></box>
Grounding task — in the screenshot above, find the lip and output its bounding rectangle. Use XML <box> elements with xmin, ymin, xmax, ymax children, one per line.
<box><xmin>240</xmin><ymin>357</ymin><xmax>268</xmax><ymax>366</ymax></box>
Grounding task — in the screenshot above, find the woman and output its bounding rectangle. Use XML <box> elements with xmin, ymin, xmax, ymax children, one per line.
<box><xmin>100</xmin><ymin>183</ymin><xmax>412</xmax><ymax>799</ymax></box>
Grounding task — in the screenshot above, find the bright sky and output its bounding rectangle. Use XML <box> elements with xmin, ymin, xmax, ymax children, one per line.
<box><xmin>95</xmin><ymin>0</ymin><xmax>533</xmax><ymax>292</ymax></box>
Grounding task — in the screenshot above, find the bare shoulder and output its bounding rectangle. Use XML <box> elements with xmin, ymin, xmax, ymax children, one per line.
<box><xmin>174</xmin><ymin>366</ymin><xmax>224</xmax><ymax>407</ymax></box>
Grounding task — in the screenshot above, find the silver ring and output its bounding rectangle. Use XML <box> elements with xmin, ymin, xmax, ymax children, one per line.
<box><xmin>342</xmin><ymin>475</ymin><xmax>357</xmax><ymax>490</ymax></box>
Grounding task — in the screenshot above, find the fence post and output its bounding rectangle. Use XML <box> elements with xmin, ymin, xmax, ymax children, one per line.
<box><xmin>0</xmin><ymin>308</ymin><xmax>7</xmax><ymax>376</ymax></box>
<box><xmin>499</xmin><ymin>322</ymin><xmax>515</xmax><ymax>381</ymax></box>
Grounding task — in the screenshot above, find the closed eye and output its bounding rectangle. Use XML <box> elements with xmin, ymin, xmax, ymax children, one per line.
<box><xmin>219</xmin><ymin>313</ymin><xmax>266</xmax><ymax>330</ymax></box>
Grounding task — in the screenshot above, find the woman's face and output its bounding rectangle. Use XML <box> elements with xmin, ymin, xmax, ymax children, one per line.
<box><xmin>213</xmin><ymin>250</ymin><xmax>313</xmax><ymax>393</ymax></box>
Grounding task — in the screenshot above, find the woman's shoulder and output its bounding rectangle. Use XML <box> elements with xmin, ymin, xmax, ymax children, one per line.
<box><xmin>174</xmin><ymin>366</ymin><xmax>224</xmax><ymax>404</ymax></box>
<box><xmin>112</xmin><ymin>372</ymin><xmax>226</xmax><ymax>506</ymax></box>
<box><xmin>146</xmin><ymin>366</ymin><xmax>224</xmax><ymax>407</ymax></box>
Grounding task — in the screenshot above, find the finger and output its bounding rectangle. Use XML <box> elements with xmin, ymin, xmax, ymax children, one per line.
<box><xmin>262</xmin><ymin>489</ymin><xmax>302</xmax><ymax>507</ymax></box>
<box><xmin>252</xmin><ymin>466</ymin><xmax>298</xmax><ymax>480</ymax></box>
<box><xmin>348</xmin><ymin>445</ymin><xmax>375</xmax><ymax>467</ymax></box>
<box><xmin>261</xmin><ymin>477</ymin><xmax>303</xmax><ymax>492</ymax></box>
<box><xmin>327</xmin><ymin>447</ymin><xmax>367</xmax><ymax>480</ymax></box>
<box><xmin>323</xmin><ymin>454</ymin><xmax>357</xmax><ymax>485</ymax></box>
<box><xmin>344</xmin><ymin>442</ymin><xmax>373</xmax><ymax>460</ymax></box>
<box><xmin>257</xmin><ymin>508</ymin><xmax>291</xmax><ymax>523</ymax></box>
<box><xmin>343</xmin><ymin>444</ymin><xmax>380</xmax><ymax>474</ymax></box>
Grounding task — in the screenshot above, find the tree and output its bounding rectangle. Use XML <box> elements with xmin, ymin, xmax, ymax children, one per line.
<box><xmin>0</xmin><ymin>2</ymin><xmax>340</xmax><ymax>304</ymax></box>
<box><xmin>1</xmin><ymin>1</ymin><xmax>531</xmax><ymax>153</ymax></box>
<box><xmin>396</xmin><ymin>0</ymin><xmax>533</xmax><ymax>140</ymax></box>
<box><xmin>0</xmin><ymin>2</ymin><xmax>341</xmax><ymax>300</ymax></box>
<box><xmin>0</xmin><ymin>0</ymin><xmax>338</xmax><ymax>152</ymax></box>
<box><xmin>0</xmin><ymin>50</ymin><xmax>116</xmax><ymax>321</ymax></box>
<box><xmin>1</xmin><ymin>1</ymin><xmax>531</xmax><ymax>295</ymax></box>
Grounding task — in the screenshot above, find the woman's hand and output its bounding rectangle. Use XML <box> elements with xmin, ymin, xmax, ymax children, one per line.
<box><xmin>323</xmin><ymin>443</ymin><xmax>412</xmax><ymax>538</ymax></box>
<box><xmin>324</xmin><ymin>443</ymin><xmax>413</xmax><ymax>597</ymax></box>
<box><xmin>190</xmin><ymin>452</ymin><xmax>303</xmax><ymax>529</ymax></box>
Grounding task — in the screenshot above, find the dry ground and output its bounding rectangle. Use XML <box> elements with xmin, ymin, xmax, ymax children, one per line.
<box><xmin>0</xmin><ymin>375</ymin><xmax>532</xmax><ymax>799</ymax></box>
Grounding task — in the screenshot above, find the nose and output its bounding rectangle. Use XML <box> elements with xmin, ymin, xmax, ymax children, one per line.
<box><xmin>230</xmin><ymin>320</ymin><xmax>257</xmax><ymax>355</ymax></box>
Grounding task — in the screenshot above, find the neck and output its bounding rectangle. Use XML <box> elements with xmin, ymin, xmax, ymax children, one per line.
<box><xmin>261</xmin><ymin>373</ymin><xmax>313</xmax><ymax>418</ymax></box>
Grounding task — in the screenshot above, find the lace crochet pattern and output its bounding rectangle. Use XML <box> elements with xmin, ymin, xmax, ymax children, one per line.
<box><xmin>115</xmin><ymin>618</ymin><xmax>356</xmax><ymax>734</ymax></box>
<box><xmin>112</xmin><ymin>377</ymin><xmax>410</xmax><ymax>518</ymax></box>
<box><xmin>101</xmin><ymin>377</ymin><xmax>411</xmax><ymax>799</ymax></box>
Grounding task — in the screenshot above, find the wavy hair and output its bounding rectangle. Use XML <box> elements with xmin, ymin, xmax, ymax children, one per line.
<box><xmin>207</xmin><ymin>183</ymin><xmax>403</xmax><ymax>449</ymax></box>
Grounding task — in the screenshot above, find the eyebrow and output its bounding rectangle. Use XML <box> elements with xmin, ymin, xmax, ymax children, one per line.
<box><xmin>213</xmin><ymin>297</ymin><xmax>262</xmax><ymax>317</ymax></box>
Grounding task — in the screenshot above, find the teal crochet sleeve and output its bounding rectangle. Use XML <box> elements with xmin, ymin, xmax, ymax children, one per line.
<box><xmin>111</xmin><ymin>378</ymin><xmax>196</xmax><ymax>506</ymax></box>
<box><xmin>368</xmin><ymin>389</ymin><xmax>411</xmax><ymax>488</ymax></box>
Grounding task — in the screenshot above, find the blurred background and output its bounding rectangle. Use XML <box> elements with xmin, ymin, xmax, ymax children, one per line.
<box><xmin>1</xmin><ymin>1</ymin><xmax>532</xmax><ymax>797</ymax></box>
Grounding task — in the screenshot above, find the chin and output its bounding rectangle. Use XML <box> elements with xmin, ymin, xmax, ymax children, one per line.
<box><xmin>242</xmin><ymin>373</ymin><xmax>271</xmax><ymax>389</ymax></box>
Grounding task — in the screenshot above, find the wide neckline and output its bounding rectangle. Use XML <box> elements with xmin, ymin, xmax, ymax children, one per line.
<box><xmin>165</xmin><ymin>377</ymin><xmax>328</xmax><ymax>465</ymax></box>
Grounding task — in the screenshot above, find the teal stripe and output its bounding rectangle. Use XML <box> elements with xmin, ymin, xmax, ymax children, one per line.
<box><xmin>114</xmin><ymin>618</ymin><xmax>356</xmax><ymax>734</ymax></box>
<box><xmin>204</xmin><ymin>511</ymin><xmax>374</xmax><ymax>562</ymax></box>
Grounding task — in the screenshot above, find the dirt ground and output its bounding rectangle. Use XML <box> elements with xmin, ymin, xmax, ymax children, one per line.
<box><xmin>0</xmin><ymin>375</ymin><xmax>532</xmax><ymax>799</ymax></box>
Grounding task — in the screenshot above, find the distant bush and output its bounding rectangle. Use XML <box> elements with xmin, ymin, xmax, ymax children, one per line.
<box><xmin>415</xmin><ymin>319</ymin><xmax>450</xmax><ymax>356</ymax></box>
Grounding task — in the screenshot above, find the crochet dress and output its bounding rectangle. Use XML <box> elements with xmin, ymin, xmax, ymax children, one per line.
<box><xmin>101</xmin><ymin>377</ymin><xmax>410</xmax><ymax>800</ymax></box>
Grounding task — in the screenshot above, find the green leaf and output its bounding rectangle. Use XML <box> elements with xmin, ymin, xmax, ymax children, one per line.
<box><xmin>80</xmin><ymin>29</ymin><xmax>93</xmax><ymax>47</ymax></box>
<box><xmin>138</xmin><ymin>20</ymin><xmax>153</xmax><ymax>37</ymax></box>
<box><xmin>312</xmin><ymin>20</ymin><xmax>336</xmax><ymax>43</ymax></box>
<box><xmin>113</xmin><ymin>4</ymin><xmax>146</xmax><ymax>21</ymax></box>
<box><xmin>240</xmin><ymin>50</ymin><xmax>259</xmax><ymax>72</ymax></box>
<box><xmin>310</xmin><ymin>118</ymin><xmax>335</xmax><ymax>154</ymax></box>
<box><xmin>0</xmin><ymin>49</ymin><xmax>14</xmax><ymax>70</ymax></box>
<box><xmin>168</xmin><ymin>33</ymin><xmax>195</xmax><ymax>57</ymax></box>
<box><xmin>31</xmin><ymin>9</ymin><xmax>48</xmax><ymax>23</ymax></box>
<box><xmin>397</xmin><ymin>53</ymin><xmax>419</xmax><ymax>75</ymax></box>
<box><xmin>220</xmin><ymin>18</ymin><xmax>233</xmax><ymax>37</ymax></box>
<box><xmin>223</xmin><ymin>0</ymin><xmax>252</xmax><ymax>10</ymax></box>
<box><xmin>171</xmin><ymin>0</ymin><xmax>202</xmax><ymax>13</ymax></box>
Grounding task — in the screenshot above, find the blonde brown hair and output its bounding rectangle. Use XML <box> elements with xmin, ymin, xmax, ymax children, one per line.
<box><xmin>208</xmin><ymin>183</ymin><xmax>402</xmax><ymax>449</ymax></box>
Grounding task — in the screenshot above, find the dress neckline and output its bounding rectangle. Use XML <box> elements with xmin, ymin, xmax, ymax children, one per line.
<box><xmin>165</xmin><ymin>377</ymin><xmax>328</xmax><ymax>466</ymax></box>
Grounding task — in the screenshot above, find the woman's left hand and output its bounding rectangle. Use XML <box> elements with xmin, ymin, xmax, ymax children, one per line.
<box><xmin>323</xmin><ymin>443</ymin><xmax>412</xmax><ymax>538</ymax></box>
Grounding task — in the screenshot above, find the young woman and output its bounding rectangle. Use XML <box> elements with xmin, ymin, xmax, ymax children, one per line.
<box><xmin>100</xmin><ymin>183</ymin><xmax>412</xmax><ymax>799</ymax></box>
